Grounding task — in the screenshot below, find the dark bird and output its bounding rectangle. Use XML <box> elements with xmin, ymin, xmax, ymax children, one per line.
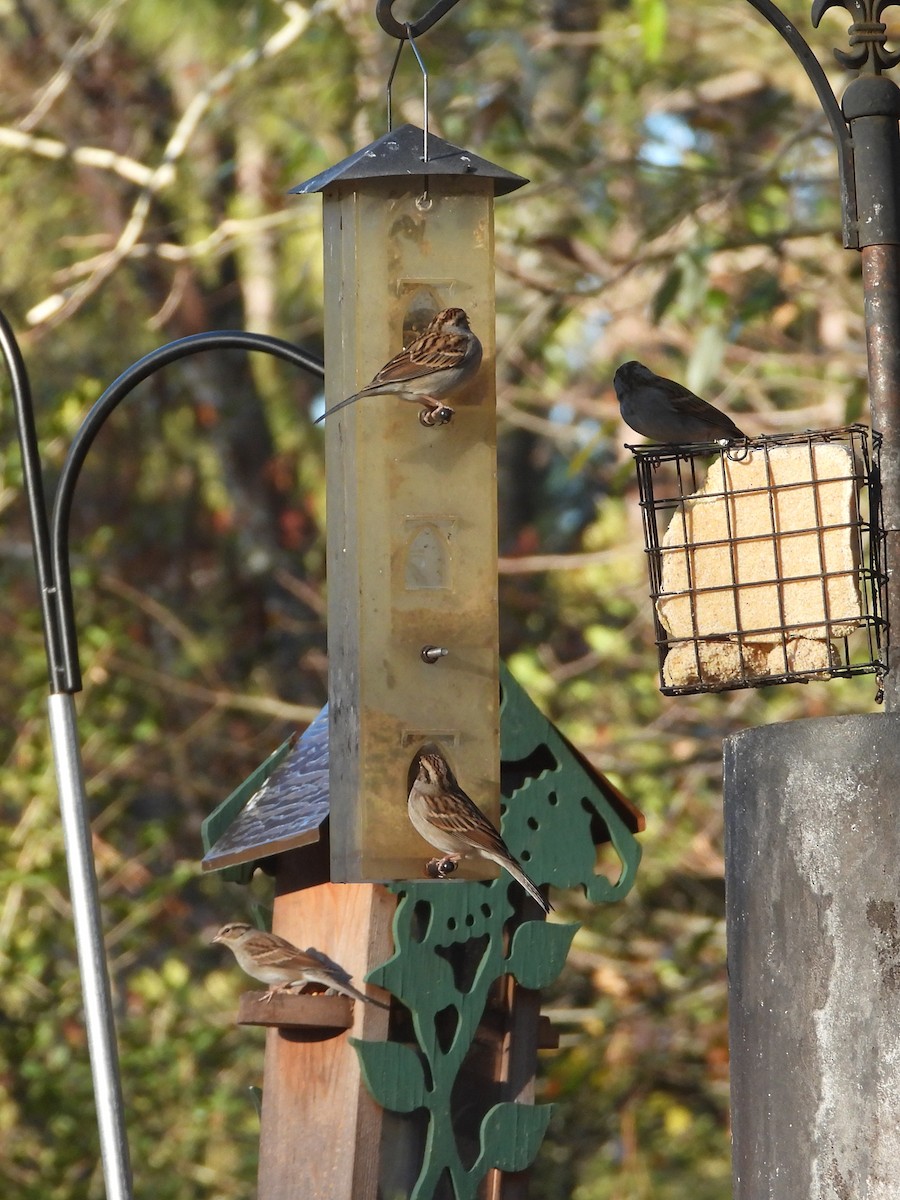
<box><xmin>613</xmin><ymin>360</ymin><xmax>747</xmax><ymax>443</ymax></box>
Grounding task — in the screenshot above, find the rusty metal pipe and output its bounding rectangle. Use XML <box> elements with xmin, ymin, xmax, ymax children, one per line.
<box><xmin>843</xmin><ymin>75</ymin><xmax>900</xmax><ymax>709</ymax></box>
<box><xmin>861</xmin><ymin>243</ymin><xmax>900</xmax><ymax>708</ymax></box>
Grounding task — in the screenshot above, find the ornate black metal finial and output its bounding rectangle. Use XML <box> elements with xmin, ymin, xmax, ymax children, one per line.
<box><xmin>812</xmin><ymin>0</ymin><xmax>900</xmax><ymax>73</ymax></box>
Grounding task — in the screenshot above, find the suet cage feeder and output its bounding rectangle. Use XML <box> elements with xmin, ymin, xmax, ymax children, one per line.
<box><xmin>631</xmin><ymin>426</ymin><xmax>887</xmax><ymax>696</ymax></box>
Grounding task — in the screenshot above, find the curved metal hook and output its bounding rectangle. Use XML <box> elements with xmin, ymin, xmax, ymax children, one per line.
<box><xmin>376</xmin><ymin>0</ymin><xmax>463</xmax><ymax>40</ymax></box>
<box><xmin>50</xmin><ymin>330</ymin><xmax>324</xmax><ymax>692</ymax></box>
<box><xmin>3</xmin><ymin>315</ymin><xmax>324</xmax><ymax>1200</ymax></box>
<box><xmin>0</xmin><ymin>310</ymin><xmax>63</xmax><ymax>687</ymax></box>
<box><xmin>745</xmin><ymin>0</ymin><xmax>858</xmax><ymax>247</ymax></box>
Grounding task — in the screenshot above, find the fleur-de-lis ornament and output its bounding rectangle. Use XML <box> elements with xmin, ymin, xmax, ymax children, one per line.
<box><xmin>812</xmin><ymin>0</ymin><xmax>900</xmax><ymax>73</ymax></box>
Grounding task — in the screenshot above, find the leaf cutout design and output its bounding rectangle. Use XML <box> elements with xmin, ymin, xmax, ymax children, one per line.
<box><xmin>349</xmin><ymin>666</ymin><xmax>642</xmax><ymax>1195</ymax></box>
<box><xmin>476</xmin><ymin>1101</ymin><xmax>553</xmax><ymax>1174</ymax></box>
<box><xmin>351</xmin><ymin>1038</ymin><xmax>428</xmax><ymax>1114</ymax></box>
<box><xmin>507</xmin><ymin>920</ymin><xmax>579</xmax><ymax>990</ymax></box>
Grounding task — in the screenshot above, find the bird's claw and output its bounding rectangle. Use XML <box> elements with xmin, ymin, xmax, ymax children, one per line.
<box><xmin>425</xmin><ymin>855</ymin><xmax>460</xmax><ymax>879</ymax></box>
<box><xmin>261</xmin><ymin>982</ymin><xmax>299</xmax><ymax>1003</ymax></box>
<box><xmin>419</xmin><ymin>405</ymin><xmax>454</xmax><ymax>427</ymax></box>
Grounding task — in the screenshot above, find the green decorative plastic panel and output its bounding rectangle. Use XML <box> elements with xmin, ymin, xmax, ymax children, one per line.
<box><xmin>353</xmin><ymin>665</ymin><xmax>642</xmax><ymax>1198</ymax></box>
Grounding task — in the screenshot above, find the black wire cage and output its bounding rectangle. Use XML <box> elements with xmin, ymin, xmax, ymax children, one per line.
<box><xmin>631</xmin><ymin>425</ymin><xmax>887</xmax><ymax>697</ymax></box>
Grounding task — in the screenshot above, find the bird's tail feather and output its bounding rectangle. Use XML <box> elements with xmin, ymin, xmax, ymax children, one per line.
<box><xmin>298</xmin><ymin>970</ymin><xmax>390</xmax><ymax>1009</ymax></box>
<box><xmin>491</xmin><ymin>855</ymin><xmax>552</xmax><ymax>914</ymax></box>
<box><xmin>314</xmin><ymin>391</ymin><xmax>363</xmax><ymax>424</ymax></box>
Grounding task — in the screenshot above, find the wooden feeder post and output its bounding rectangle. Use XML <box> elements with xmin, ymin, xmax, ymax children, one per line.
<box><xmin>291</xmin><ymin>125</ymin><xmax>527</xmax><ymax>884</ymax></box>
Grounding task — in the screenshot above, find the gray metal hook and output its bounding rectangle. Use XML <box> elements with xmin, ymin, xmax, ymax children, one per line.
<box><xmin>385</xmin><ymin>24</ymin><xmax>430</xmax><ymax>161</ymax></box>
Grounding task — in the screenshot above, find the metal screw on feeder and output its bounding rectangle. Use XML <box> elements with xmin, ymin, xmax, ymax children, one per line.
<box><xmin>420</xmin><ymin>645</ymin><xmax>449</xmax><ymax>663</ymax></box>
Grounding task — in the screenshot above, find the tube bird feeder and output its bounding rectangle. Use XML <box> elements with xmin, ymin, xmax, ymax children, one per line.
<box><xmin>291</xmin><ymin>124</ymin><xmax>527</xmax><ymax>884</ymax></box>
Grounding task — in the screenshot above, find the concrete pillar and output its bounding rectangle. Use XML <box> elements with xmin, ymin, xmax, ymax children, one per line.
<box><xmin>724</xmin><ymin>713</ymin><xmax>900</xmax><ymax>1199</ymax></box>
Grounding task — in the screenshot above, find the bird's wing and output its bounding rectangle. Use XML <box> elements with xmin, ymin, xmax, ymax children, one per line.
<box><xmin>424</xmin><ymin>786</ymin><xmax>513</xmax><ymax>859</ymax></box>
<box><xmin>296</xmin><ymin>969</ymin><xmax>390</xmax><ymax>1009</ymax></box>
<box><xmin>370</xmin><ymin>331</ymin><xmax>470</xmax><ymax>386</ymax></box>
<box><xmin>674</xmin><ymin>393</ymin><xmax>745</xmax><ymax>437</ymax></box>
<box><xmin>426</xmin><ymin>786</ymin><xmax>551</xmax><ymax>912</ymax></box>
<box><xmin>314</xmin><ymin>332</ymin><xmax>470</xmax><ymax>423</ymax></box>
<box><xmin>255</xmin><ymin>935</ymin><xmax>326</xmax><ymax>975</ymax></box>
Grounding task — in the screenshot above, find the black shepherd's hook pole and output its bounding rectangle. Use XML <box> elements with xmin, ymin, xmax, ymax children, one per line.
<box><xmin>1</xmin><ymin>312</ymin><xmax>63</xmax><ymax>687</ymax></box>
<box><xmin>3</xmin><ymin>316</ymin><xmax>323</xmax><ymax>1200</ymax></box>
<box><xmin>746</xmin><ymin>0</ymin><xmax>900</xmax><ymax>708</ymax></box>
<box><xmin>51</xmin><ymin>330</ymin><xmax>326</xmax><ymax>693</ymax></box>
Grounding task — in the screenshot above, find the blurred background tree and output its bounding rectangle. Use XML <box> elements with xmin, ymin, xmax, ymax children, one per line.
<box><xmin>0</xmin><ymin>0</ymin><xmax>879</xmax><ymax>1196</ymax></box>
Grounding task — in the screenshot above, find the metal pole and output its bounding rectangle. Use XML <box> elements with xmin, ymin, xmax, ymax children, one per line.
<box><xmin>722</xmin><ymin>14</ymin><xmax>900</xmax><ymax>1199</ymax></box>
<box><xmin>862</xmin><ymin>242</ymin><xmax>900</xmax><ymax>706</ymax></box>
<box><xmin>3</xmin><ymin>310</ymin><xmax>325</xmax><ymax>1199</ymax></box>
<box><xmin>48</xmin><ymin>693</ymin><xmax>133</xmax><ymax>1200</ymax></box>
<box><xmin>51</xmin><ymin>330</ymin><xmax>324</xmax><ymax>692</ymax></box>
<box><xmin>0</xmin><ymin>311</ymin><xmax>64</xmax><ymax>689</ymax></box>
<box><xmin>840</xmin><ymin>73</ymin><xmax>900</xmax><ymax>707</ymax></box>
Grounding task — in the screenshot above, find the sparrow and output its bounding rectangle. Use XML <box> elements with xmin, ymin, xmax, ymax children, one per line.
<box><xmin>315</xmin><ymin>307</ymin><xmax>482</xmax><ymax>427</ymax></box>
<box><xmin>212</xmin><ymin>922</ymin><xmax>388</xmax><ymax>1007</ymax></box>
<box><xmin>407</xmin><ymin>745</ymin><xmax>551</xmax><ymax>913</ymax></box>
<box><xmin>613</xmin><ymin>360</ymin><xmax>747</xmax><ymax>443</ymax></box>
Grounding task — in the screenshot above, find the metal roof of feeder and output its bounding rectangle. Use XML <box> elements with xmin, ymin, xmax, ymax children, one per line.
<box><xmin>289</xmin><ymin>123</ymin><xmax>528</xmax><ymax>196</ymax></box>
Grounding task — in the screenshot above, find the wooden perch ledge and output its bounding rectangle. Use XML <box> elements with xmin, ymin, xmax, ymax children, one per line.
<box><xmin>237</xmin><ymin>990</ymin><xmax>354</xmax><ymax>1034</ymax></box>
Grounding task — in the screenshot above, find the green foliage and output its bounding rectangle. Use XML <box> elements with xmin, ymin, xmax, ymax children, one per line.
<box><xmin>0</xmin><ymin>0</ymin><xmax>882</xmax><ymax>1196</ymax></box>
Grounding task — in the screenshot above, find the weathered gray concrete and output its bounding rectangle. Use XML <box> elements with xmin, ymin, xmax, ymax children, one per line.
<box><xmin>724</xmin><ymin>713</ymin><xmax>900</xmax><ymax>1200</ymax></box>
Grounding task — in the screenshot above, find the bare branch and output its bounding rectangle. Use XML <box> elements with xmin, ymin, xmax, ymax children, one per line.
<box><xmin>18</xmin><ymin>0</ymin><xmax>126</xmax><ymax>132</ymax></box>
<box><xmin>104</xmin><ymin>655</ymin><xmax>321</xmax><ymax>724</ymax></box>
<box><xmin>498</xmin><ymin>549</ymin><xmax>624</xmax><ymax>574</ymax></box>
<box><xmin>0</xmin><ymin>126</ymin><xmax>156</xmax><ymax>185</ymax></box>
<box><xmin>25</xmin><ymin>0</ymin><xmax>326</xmax><ymax>331</ymax></box>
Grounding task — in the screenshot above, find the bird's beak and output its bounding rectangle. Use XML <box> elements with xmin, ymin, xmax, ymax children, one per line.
<box><xmin>211</xmin><ymin>931</ymin><xmax>223</xmax><ymax>945</ymax></box>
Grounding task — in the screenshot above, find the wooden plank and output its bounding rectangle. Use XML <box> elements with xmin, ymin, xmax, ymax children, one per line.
<box><xmin>256</xmin><ymin>856</ymin><xmax>395</xmax><ymax>1200</ymax></box>
<box><xmin>237</xmin><ymin>990</ymin><xmax>353</xmax><ymax>1032</ymax></box>
<box><xmin>479</xmin><ymin>973</ymin><xmax>544</xmax><ymax>1200</ymax></box>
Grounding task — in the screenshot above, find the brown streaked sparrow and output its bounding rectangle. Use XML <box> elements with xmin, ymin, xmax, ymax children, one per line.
<box><xmin>315</xmin><ymin>307</ymin><xmax>482</xmax><ymax>427</ymax></box>
<box><xmin>613</xmin><ymin>360</ymin><xmax>747</xmax><ymax>444</ymax></box>
<box><xmin>407</xmin><ymin>745</ymin><xmax>551</xmax><ymax>914</ymax></box>
<box><xmin>212</xmin><ymin>922</ymin><xmax>388</xmax><ymax>1008</ymax></box>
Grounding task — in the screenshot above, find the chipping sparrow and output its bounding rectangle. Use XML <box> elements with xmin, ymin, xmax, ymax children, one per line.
<box><xmin>407</xmin><ymin>745</ymin><xmax>551</xmax><ymax>914</ymax></box>
<box><xmin>212</xmin><ymin>922</ymin><xmax>388</xmax><ymax>1007</ymax></box>
<box><xmin>613</xmin><ymin>360</ymin><xmax>747</xmax><ymax>443</ymax></box>
<box><xmin>316</xmin><ymin>307</ymin><xmax>482</xmax><ymax>427</ymax></box>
